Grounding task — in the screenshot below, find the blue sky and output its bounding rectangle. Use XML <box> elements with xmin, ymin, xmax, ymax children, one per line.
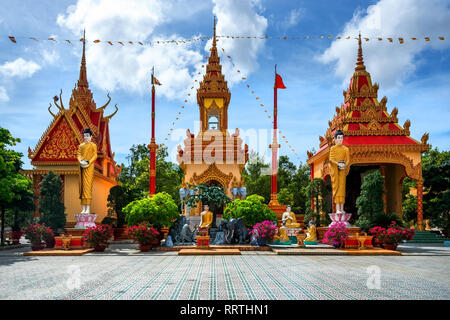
<box><xmin>0</xmin><ymin>0</ymin><xmax>449</xmax><ymax>170</ymax></box>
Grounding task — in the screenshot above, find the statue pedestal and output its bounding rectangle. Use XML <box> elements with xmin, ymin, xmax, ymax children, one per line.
<box><xmin>329</xmin><ymin>212</ymin><xmax>352</xmax><ymax>228</ymax></box>
<box><xmin>74</xmin><ymin>213</ymin><xmax>97</xmax><ymax>229</ymax></box>
<box><xmin>268</xmin><ymin>195</ymin><xmax>287</xmax><ymax>225</ymax></box>
<box><xmin>196</xmin><ymin>236</ymin><xmax>210</xmax><ymax>249</ymax></box>
<box><xmin>286</xmin><ymin>227</ymin><xmax>302</xmax><ymax>243</ymax></box>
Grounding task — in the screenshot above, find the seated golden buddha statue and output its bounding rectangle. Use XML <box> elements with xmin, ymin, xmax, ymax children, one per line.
<box><xmin>274</xmin><ymin>225</ymin><xmax>290</xmax><ymax>243</ymax></box>
<box><xmin>304</xmin><ymin>220</ymin><xmax>317</xmax><ymax>244</ymax></box>
<box><xmin>282</xmin><ymin>205</ymin><xmax>300</xmax><ymax>228</ymax></box>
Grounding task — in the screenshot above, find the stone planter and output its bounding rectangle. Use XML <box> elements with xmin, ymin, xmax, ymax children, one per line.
<box><xmin>257</xmin><ymin>238</ymin><xmax>266</xmax><ymax>246</ymax></box>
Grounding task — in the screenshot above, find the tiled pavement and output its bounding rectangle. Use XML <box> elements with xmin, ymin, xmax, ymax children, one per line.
<box><xmin>0</xmin><ymin>246</ymin><xmax>449</xmax><ymax>300</ymax></box>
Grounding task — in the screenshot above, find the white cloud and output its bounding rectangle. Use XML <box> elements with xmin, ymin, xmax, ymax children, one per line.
<box><xmin>318</xmin><ymin>0</ymin><xmax>450</xmax><ymax>91</ymax></box>
<box><xmin>209</xmin><ymin>0</ymin><xmax>268</xmax><ymax>85</ymax></box>
<box><xmin>282</xmin><ymin>8</ymin><xmax>304</xmax><ymax>29</ymax></box>
<box><xmin>0</xmin><ymin>58</ymin><xmax>41</xmax><ymax>79</ymax></box>
<box><xmin>56</xmin><ymin>0</ymin><xmax>267</xmax><ymax>100</ymax></box>
<box><xmin>42</xmin><ymin>49</ymin><xmax>60</xmax><ymax>65</ymax></box>
<box><xmin>0</xmin><ymin>86</ymin><xmax>9</xmax><ymax>102</ymax></box>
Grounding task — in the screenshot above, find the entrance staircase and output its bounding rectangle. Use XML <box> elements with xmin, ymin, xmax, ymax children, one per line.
<box><xmin>408</xmin><ymin>231</ymin><xmax>449</xmax><ymax>243</ymax></box>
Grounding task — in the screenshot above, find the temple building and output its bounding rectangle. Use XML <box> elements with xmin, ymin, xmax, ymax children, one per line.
<box><xmin>177</xmin><ymin>20</ymin><xmax>249</xmax><ymax>216</ymax></box>
<box><xmin>307</xmin><ymin>35</ymin><xmax>429</xmax><ymax>229</ymax></box>
<box><xmin>23</xmin><ymin>35</ymin><xmax>120</xmax><ymax>226</ymax></box>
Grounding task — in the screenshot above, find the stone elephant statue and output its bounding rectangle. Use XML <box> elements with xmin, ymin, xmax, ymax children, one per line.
<box><xmin>222</xmin><ymin>218</ymin><xmax>247</xmax><ymax>244</ymax></box>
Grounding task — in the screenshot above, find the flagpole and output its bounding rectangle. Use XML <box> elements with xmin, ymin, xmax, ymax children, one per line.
<box><xmin>148</xmin><ymin>67</ymin><xmax>158</xmax><ymax>197</ymax></box>
<box><xmin>269</xmin><ymin>64</ymin><xmax>280</xmax><ymax>207</ymax></box>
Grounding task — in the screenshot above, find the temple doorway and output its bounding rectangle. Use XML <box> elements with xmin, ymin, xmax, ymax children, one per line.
<box><xmin>345</xmin><ymin>164</ymin><xmax>406</xmax><ymax>222</ymax></box>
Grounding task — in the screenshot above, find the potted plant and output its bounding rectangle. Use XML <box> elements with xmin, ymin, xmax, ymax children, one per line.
<box><xmin>127</xmin><ymin>222</ymin><xmax>160</xmax><ymax>252</ymax></box>
<box><xmin>42</xmin><ymin>226</ymin><xmax>55</xmax><ymax>248</ymax></box>
<box><xmin>250</xmin><ymin>220</ymin><xmax>278</xmax><ymax>246</ymax></box>
<box><xmin>83</xmin><ymin>224</ymin><xmax>113</xmax><ymax>252</ymax></box>
<box><xmin>322</xmin><ymin>222</ymin><xmax>348</xmax><ymax>248</ymax></box>
<box><xmin>24</xmin><ymin>223</ymin><xmax>47</xmax><ymax>251</ymax></box>
<box><xmin>377</xmin><ymin>221</ymin><xmax>415</xmax><ymax>250</ymax></box>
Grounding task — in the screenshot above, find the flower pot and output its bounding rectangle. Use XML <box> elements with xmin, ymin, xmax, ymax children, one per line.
<box><xmin>94</xmin><ymin>244</ymin><xmax>107</xmax><ymax>252</ymax></box>
<box><xmin>256</xmin><ymin>238</ymin><xmax>266</xmax><ymax>246</ymax></box>
<box><xmin>139</xmin><ymin>243</ymin><xmax>152</xmax><ymax>252</ymax></box>
<box><xmin>382</xmin><ymin>243</ymin><xmax>398</xmax><ymax>251</ymax></box>
<box><xmin>31</xmin><ymin>243</ymin><xmax>44</xmax><ymax>251</ymax></box>
<box><xmin>372</xmin><ymin>237</ymin><xmax>382</xmax><ymax>247</ymax></box>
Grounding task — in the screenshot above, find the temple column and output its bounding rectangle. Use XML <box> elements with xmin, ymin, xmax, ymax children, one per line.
<box><xmin>416</xmin><ymin>179</ymin><xmax>424</xmax><ymax>231</ymax></box>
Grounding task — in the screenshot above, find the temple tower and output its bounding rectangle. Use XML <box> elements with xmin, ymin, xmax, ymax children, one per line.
<box><xmin>177</xmin><ymin>18</ymin><xmax>249</xmax><ymax>216</ymax></box>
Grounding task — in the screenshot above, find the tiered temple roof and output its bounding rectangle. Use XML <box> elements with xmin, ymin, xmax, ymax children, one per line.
<box><xmin>28</xmin><ymin>32</ymin><xmax>120</xmax><ymax>179</ymax></box>
<box><xmin>310</xmin><ymin>34</ymin><xmax>429</xmax><ymax>159</ymax></box>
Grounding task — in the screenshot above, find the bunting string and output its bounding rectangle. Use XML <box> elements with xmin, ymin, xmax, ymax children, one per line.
<box><xmin>5</xmin><ymin>35</ymin><xmax>446</xmax><ymax>46</ymax></box>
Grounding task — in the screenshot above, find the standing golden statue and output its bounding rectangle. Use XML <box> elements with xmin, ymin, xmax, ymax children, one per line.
<box><xmin>77</xmin><ymin>128</ymin><xmax>97</xmax><ymax>214</ymax></box>
<box><xmin>329</xmin><ymin>130</ymin><xmax>350</xmax><ymax>213</ymax></box>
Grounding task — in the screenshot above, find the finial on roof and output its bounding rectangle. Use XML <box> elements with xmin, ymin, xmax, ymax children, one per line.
<box><xmin>355</xmin><ymin>32</ymin><xmax>366</xmax><ymax>71</ymax></box>
<box><xmin>77</xmin><ymin>29</ymin><xmax>89</xmax><ymax>88</ymax></box>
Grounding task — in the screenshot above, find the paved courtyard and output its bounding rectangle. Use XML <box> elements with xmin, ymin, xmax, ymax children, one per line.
<box><xmin>0</xmin><ymin>244</ymin><xmax>449</xmax><ymax>300</ymax></box>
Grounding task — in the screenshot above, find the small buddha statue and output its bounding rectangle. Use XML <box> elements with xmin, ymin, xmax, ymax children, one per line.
<box><xmin>304</xmin><ymin>220</ymin><xmax>318</xmax><ymax>244</ymax></box>
<box><xmin>200</xmin><ymin>204</ymin><xmax>213</xmax><ymax>228</ymax></box>
<box><xmin>282</xmin><ymin>205</ymin><xmax>300</xmax><ymax>228</ymax></box>
<box><xmin>274</xmin><ymin>225</ymin><xmax>290</xmax><ymax>243</ymax></box>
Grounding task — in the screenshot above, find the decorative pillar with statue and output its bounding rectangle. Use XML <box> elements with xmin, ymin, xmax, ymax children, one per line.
<box><xmin>329</xmin><ymin>129</ymin><xmax>352</xmax><ymax>227</ymax></box>
<box><xmin>75</xmin><ymin>128</ymin><xmax>98</xmax><ymax>228</ymax></box>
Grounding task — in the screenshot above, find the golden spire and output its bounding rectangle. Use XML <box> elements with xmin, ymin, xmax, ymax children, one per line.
<box><xmin>355</xmin><ymin>33</ymin><xmax>366</xmax><ymax>71</ymax></box>
<box><xmin>77</xmin><ymin>29</ymin><xmax>89</xmax><ymax>88</ymax></box>
<box><xmin>197</xmin><ymin>16</ymin><xmax>229</xmax><ymax>97</ymax></box>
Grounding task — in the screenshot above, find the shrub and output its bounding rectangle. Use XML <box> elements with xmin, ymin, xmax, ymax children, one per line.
<box><xmin>250</xmin><ymin>220</ymin><xmax>278</xmax><ymax>242</ymax></box>
<box><xmin>223</xmin><ymin>194</ymin><xmax>277</xmax><ymax>227</ymax></box>
<box><xmin>83</xmin><ymin>224</ymin><xmax>113</xmax><ymax>247</ymax></box>
<box><xmin>371</xmin><ymin>212</ymin><xmax>404</xmax><ymax>228</ymax></box>
<box><xmin>42</xmin><ymin>226</ymin><xmax>55</xmax><ymax>248</ymax></box>
<box><xmin>127</xmin><ymin>222</ymin><xmax>160</xmax><ymax>245</ymax></box>
<box><xmin>123</xmin><ymin>192</ymin><xmax>178</xmax><ymax>229</ymax></box>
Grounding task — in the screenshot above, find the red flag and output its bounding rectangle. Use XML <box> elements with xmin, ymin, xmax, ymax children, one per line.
<box><xmin>275</xmin><ymin>73</ymin><xmax>286</xmax><ymax>89</ymax></box>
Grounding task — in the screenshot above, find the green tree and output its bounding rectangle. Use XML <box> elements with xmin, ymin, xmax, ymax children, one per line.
<box><xmin>185</xmin><ymin>183</ymin><xmax>232</xmax><ymax>227</ymax></box>
<box><xmin>305</xmin><ymin>178</ymin><xmax>330</xmax><ymax>225</ymax></box>
<box><xmin>5</xmin><ymin>181</ymin><xmax>35</xmax><ymax>232</ymax></box>
<box><xmin>105</xmin><ymin>185</ymin><xmax>128</xmax><ymax>227</ymax></box>
<box><xmin>123</xmin><ymin>192</ymin><xmax>179</xmax><ymax>229</ymax></box>
<box><xmin>422</xmin><ymin>147</ymin><xmax>450</xmax><ymax>236</ymax></box>
<box><xmin>241</xmin><ymin>151</ymin><xmax>271</xmax><ymax>203</ymax></box>
<box><xmin>119</xmin><ymin>144</ymin><xmax>183</xmax><ymax>206</ymax></box>
<box><xmin>39</xmin><ymin>171</ymin><xmax>66</xmax><ymax>231</ymax></box>
<box><xmin>223</xmin><ymin>194</ymin><xmax>277</xmax><ymax>227</ymax></box>
<box><xmin>0</xmin><ymin>127</ymin><xmax>35</xmax><ymax>245</ymax></box>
